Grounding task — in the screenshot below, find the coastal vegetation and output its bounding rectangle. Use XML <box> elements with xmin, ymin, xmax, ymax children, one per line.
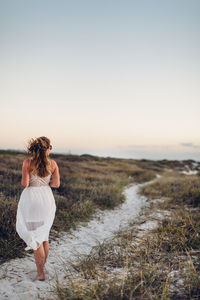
<box><xmin>0</xmin><ymin>150</ymin><xmax>199</xmax><ymax>299</ymax></box>
<box><xmin>0</xmin><ymin>150</ymin><xmax>158</xmax><ymax>262</ymax></box>
<box><xmin>55</xmin><ymin>170</ymin><xmax>200</xmax><ymax>300</ymax></box>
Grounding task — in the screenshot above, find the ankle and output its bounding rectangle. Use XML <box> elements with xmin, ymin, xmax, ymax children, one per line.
<box><xmin>38</xmin><ymin>270</ymin><xmax>45</xmax><ymax>275</ymax></box>
<box><xmin>37</xmin><ymin>265</ymin><xmax>44</xmax><ymax>274</ymax></box>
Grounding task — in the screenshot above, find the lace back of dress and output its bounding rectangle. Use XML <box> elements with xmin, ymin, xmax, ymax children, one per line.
<box><xmin>29</xmin><ymin>160</ymin><xmax>52</xmax><ymax>187</ymax></box>
<box><xmin>29</xmin><ymin>173</ymin><xmax>51</xmax><ymax>187</ymax></box>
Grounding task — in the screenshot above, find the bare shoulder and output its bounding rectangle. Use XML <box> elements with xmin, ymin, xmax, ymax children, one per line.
<box><xmin>23</xmin><ymin>159</ymin><xmax>31</xmax><ymax>167</ymax></box>
<box><xmin>50</xmin><ymin>159</ymin><xmax>58</xmax><ymax>167</ymax></box>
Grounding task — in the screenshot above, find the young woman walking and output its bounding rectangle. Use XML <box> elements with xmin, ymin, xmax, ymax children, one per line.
<box><xmin>16</xmin><ymin>136</ymin><xmax>60</xmax><ymax>281</ymax></box>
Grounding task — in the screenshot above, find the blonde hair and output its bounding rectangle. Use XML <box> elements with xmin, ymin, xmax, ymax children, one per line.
<box><xmin>27</xmin><ymin>136</ymin><xmax>51</xmax><ymax>177</ymax></box>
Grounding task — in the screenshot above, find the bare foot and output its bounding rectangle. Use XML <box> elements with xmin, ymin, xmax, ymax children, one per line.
<box><xmin>33</xmin><ymin>272</ymin><xmax>46</xmax><ymax>281</ymax></box>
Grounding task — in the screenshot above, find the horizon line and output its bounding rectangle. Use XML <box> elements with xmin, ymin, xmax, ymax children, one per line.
<box><xmin>0</xmin><ymin>147</ymin><xmax>199</xmax><ymax>162</ymax></box>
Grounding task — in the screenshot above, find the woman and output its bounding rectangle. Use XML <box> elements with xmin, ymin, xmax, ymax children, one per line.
<box><xmin>16</xmin><ymin>136</ymin><xmax>60</xmax><ymax>281</ymax></box>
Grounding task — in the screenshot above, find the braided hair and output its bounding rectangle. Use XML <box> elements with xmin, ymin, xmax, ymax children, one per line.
<box><xmin>27</xmin><ymin>136</ymin><xmax>51</xmax><ymax>177</ymax></box>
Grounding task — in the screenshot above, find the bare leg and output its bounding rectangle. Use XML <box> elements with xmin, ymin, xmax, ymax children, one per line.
<box><xmin>33</xmin><ymin>244</ymin><xmax>46</xmax><ymax>281</ymax></box>
<box><xmin>43</xmin><ymin>241</ymin><xmax>49</xmax><ymax>265</ymax></box>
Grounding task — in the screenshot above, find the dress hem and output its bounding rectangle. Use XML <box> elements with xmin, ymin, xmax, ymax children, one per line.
<box><xmin>25</xmin><ymin>238</ymin><xmax>49</xmax><ymax>251</ymax></box>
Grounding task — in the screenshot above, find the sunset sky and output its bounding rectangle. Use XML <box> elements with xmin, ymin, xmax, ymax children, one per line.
<box><xmin>0</xmin><ymin>0</ymin><xmax>200</xmax><ymax>160</ymax></box>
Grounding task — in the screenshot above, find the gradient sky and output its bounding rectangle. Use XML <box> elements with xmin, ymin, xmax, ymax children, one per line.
<box><xmin>0</xmin><ymin>0</ymin><xmax>200</xmax><ymax>160</ymax></box>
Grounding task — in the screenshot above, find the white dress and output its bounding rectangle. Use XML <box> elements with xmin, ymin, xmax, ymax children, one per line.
<box><xmin>16</xmin><ymin>172</ymin><xmax>56</xmax><ymax>251</ymax></box>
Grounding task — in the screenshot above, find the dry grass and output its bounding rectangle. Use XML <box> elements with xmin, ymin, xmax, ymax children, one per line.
<box><xmin>0</xmin><ymin>150</ymin><xmax>160</xmax><ymax>262</ymax></box>
<box><xmin>1</xmin><ymin>150</ymin><xmax>199</xmax><ymax>298</ymax></box>
<box><xmin>55</xmin><ymin>171</ymin><xmax>200</xmax><ymax>300</ymax></box>
<box><xmin>140</xmin><ymin>171</ymin><xmax>200</xmax><ymax>207</ymax></box>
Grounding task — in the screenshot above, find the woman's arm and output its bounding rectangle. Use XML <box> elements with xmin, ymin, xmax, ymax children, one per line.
<box><xmin>49</xmin><ymin>160</ymin><xmax>60</xmax><ymax>188</ymax></box>
<box><xmin>21</xmin><ymin>159</ymin><xmax>30</xmax><ymax>187</ymax></box>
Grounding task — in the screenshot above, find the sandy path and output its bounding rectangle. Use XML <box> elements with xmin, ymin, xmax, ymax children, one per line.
<box><xmin>0</xmin><ymin>179</ymin><xmax>156</xmax><ymax>300</ymax></box>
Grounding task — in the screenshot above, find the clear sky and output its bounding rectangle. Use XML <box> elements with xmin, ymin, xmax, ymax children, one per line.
<box><xmin>0</xmin><ymin>0</ymin><xmax>200</xmax><ymax>160</ymax></box>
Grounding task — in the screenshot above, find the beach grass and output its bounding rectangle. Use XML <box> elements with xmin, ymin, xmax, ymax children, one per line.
<box><xmin>0</xmin><ymin>149</ymin><xmax>199</xmax><ymax>299</ymax></box>
<box><xmin>54</xmin><ymin>170</ymin><xmax>200</xmax><ymax>300</ymax></box>
<box><xmin>0</xmin><ymin>150</ymin><xmax>160</xmax><ymax>262</ymax></box>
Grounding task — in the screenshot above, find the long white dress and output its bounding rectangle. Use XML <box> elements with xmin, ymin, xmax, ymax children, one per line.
<box><xmin>16</xmin><ymin>172</ymin><xmax>56</xmax><ymax>251</ymax></box>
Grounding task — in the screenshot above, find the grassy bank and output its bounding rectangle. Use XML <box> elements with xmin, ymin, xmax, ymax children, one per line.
<box><xmin>0</xmin><ymin>151</ymin><xmax>159</xmax><ymax>263</ymax></box>
<box><xmin>55</xmin><ymin>171</ymin><xmax>200</xmax><ymax>299</ymax></box>
<box><xmin>140</xmin><ymin>171</ymin><xmax>200</xmax><ymax>207</ymax></box>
